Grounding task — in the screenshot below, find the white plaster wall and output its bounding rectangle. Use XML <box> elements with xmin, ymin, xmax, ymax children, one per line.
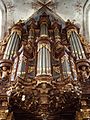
<box><xmin>2</xmin><ymin>0</ymin><xmax>88</xmax><ymax>36</ymax></box>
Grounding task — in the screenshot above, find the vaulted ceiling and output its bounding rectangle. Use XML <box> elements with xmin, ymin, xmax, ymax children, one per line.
<box><xmin>2</xmin><ymin>0</ymin><xmax>88</xmax><ymax>33</ymax></box>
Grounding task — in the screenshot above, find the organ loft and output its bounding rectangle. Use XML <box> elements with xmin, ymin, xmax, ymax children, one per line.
<box><xmin>0</xmin><ymin>0</ymin><xmax>90</xmax><ymax>120</ymax></box>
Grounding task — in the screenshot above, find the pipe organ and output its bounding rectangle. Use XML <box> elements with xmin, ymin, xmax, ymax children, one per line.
<box><xmin>0</xmin><ymin>12</ymin><xmax>90</xmax><ymax>120</ymax></box>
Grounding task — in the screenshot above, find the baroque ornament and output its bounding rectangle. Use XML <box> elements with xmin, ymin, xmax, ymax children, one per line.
<box><xmin>0</xmin><ymin>0</ymin><xmax>90</xmax><ymax>120</ymax></box>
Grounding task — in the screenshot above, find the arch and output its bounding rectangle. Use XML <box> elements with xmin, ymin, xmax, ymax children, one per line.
<box><xmin>0</xmin><ymin>0</ymin><xmax>7</xmax><ymax>40</ymax></box>
<box><xmin>88</xmin><ymin>7</ymin><xmax>90</xmax><ymax>39</ymax></box>
<box><xmin>83</xmin><ymin>0</ymin><xmax>90</xmax><ymax>42</ymax></box>
<box><xmin>0</xmin><ymin>9</ymin><xmax>2</xmax><ymax>38</ymax></box>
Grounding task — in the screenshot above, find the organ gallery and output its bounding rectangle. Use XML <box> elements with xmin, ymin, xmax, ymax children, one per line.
<box><xmin>0</xmin><ymin>0</ymin><xmax>90</xmax><ymax>120</ymax></box>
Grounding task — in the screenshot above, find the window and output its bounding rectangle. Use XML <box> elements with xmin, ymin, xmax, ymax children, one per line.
<box><xmin>83</xmin><ymin>1</ymin><xmax>90</xmax><ymax>42</ymax></box>
<box><xmin>88</xmin><ymin>9</ymin><xmax>90</xmax><ymax>39</ymax></box>
<box><xmin>0</xmin><ymin>0</ymin><xmax>7</xmax><ymax>40</ymax></box>
<box><xmin>0</xmin><ymin>9</ymin><xmax>2</xmax><ymax>38</ymax></box>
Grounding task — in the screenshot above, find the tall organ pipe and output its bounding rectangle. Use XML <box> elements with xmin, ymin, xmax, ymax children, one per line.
<box><xmin>3</xmin><ymin>25</ymin><xmax>22</xmax><ymax>60</ymax></box>
<box><xmin>37</xmin><ymin>42</ymin><xmax>51</xmax><ymax>76</ymax></box>
<box><xmin>68</xmin><ymin>30</ymin><xmax>86</xmax><ymax>60</ymax></box>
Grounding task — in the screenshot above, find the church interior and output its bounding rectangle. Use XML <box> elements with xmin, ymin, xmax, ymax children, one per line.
<box><xmin>0</xmin><ymin>0</ymin><xmax>90</xmax><ymax>120</ymax></box>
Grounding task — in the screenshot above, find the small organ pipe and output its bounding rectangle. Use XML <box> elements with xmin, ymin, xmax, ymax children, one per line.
<box><xmin>75</xmin><ymin>32</ymin><xmax>86</xmax><ymax>59</ymax></box>
<box><xmin>70</xmin><ymin>32</ymin><xmax>79</xmax><ymax>59</ymax></box>
<box><xmin>40</xmin><ymin>24</ymin><xmax>48</xmax><ymax>37</ymax></box>
<box><xmin>17</xmin><ymin>51</ymin><xmax>27</xmax><ymax>79</ymax></box>
<box><xmin>72</xmin><ymin>31</ymin><xmax>82</xmax><ymax>59</ymax></box>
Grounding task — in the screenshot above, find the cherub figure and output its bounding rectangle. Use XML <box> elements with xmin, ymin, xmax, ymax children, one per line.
<box><xmin>80</xmin><ymin>66</ymin><xmax>89</xmax><ymax>82</ymax></box>
<box><xmin>2</xmin><ymin>66</ymin><xmax>11</xmax><ymax>80</ymax></box>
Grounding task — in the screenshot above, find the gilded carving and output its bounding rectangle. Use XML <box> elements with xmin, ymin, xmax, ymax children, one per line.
<box><xmin>0</xmin><ymin>8</ymin><xmax>89</xmax><ymax>120</ymax></box>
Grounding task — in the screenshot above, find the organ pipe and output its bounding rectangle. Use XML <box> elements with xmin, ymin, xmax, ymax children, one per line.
<box><xmin>17</xmin><ymin>51</ymin><xmax>27</xmax><ymax>79</ymax></box>
<box><xmin>68</xmin><ymin>29</ymin><xmax>86</xmax><ymax>60</ymax></box>
<box><xmin>37</xmin><ymin>42</ymin><xmax>51</xmax><ymax>76</ymax></box>
<box><xmin>70</xmin><ymin>57</ymin><xmax>77</xmax><ymax>80</ymax></box>
<box><xmin>40</xmin><ymin>23</ymin><xmax>48</xmax><ymax>37</ymax></box>
<box><xmin>3</xmin><ymin>25</ymin><xmax>22</xmax><ymax>60</ymax></box>
<box><xmin>54</xmin><ymin>27</ymin><xmax>60</xmax><ymax>39</ymax></box>
<box><xmin>61</xmin><ymin>52</ymin><xmax>72</xmax><ymax>79</ymax></box>
<box><xmin>10</xmin><ymin>56</ymin><xmax>19</xmax><ymax>81</ymax></box>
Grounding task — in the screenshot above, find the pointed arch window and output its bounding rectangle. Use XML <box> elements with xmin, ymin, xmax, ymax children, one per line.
<box><xmin>88</xmin><ymin>9</ymin><xmax>90</xmax><ymax>39</ymax></box>
<box><xmin>83</xmin><ymin>1</ymin><xmax>90</xmax><ymax>42</ymax></box>
<box><xmin>0</xmin><ymin>9</ymin><xmax>2</xmax><ymax>38</ymax></box>
<box><xmin>0</xmin><ymin>0</ymin><xmax>7</xmax><ymax>40</ymax></box>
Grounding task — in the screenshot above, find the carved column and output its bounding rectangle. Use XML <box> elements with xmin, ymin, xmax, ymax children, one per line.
<box><xmin>52</xmin><ymin>21</ymin><xmax>61</xmax><ymax>52</ymax></box>
<box><xmin>28</xmin><ymin>18</ymin><xmax>36</xmax><ymax>42</ymax></box>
